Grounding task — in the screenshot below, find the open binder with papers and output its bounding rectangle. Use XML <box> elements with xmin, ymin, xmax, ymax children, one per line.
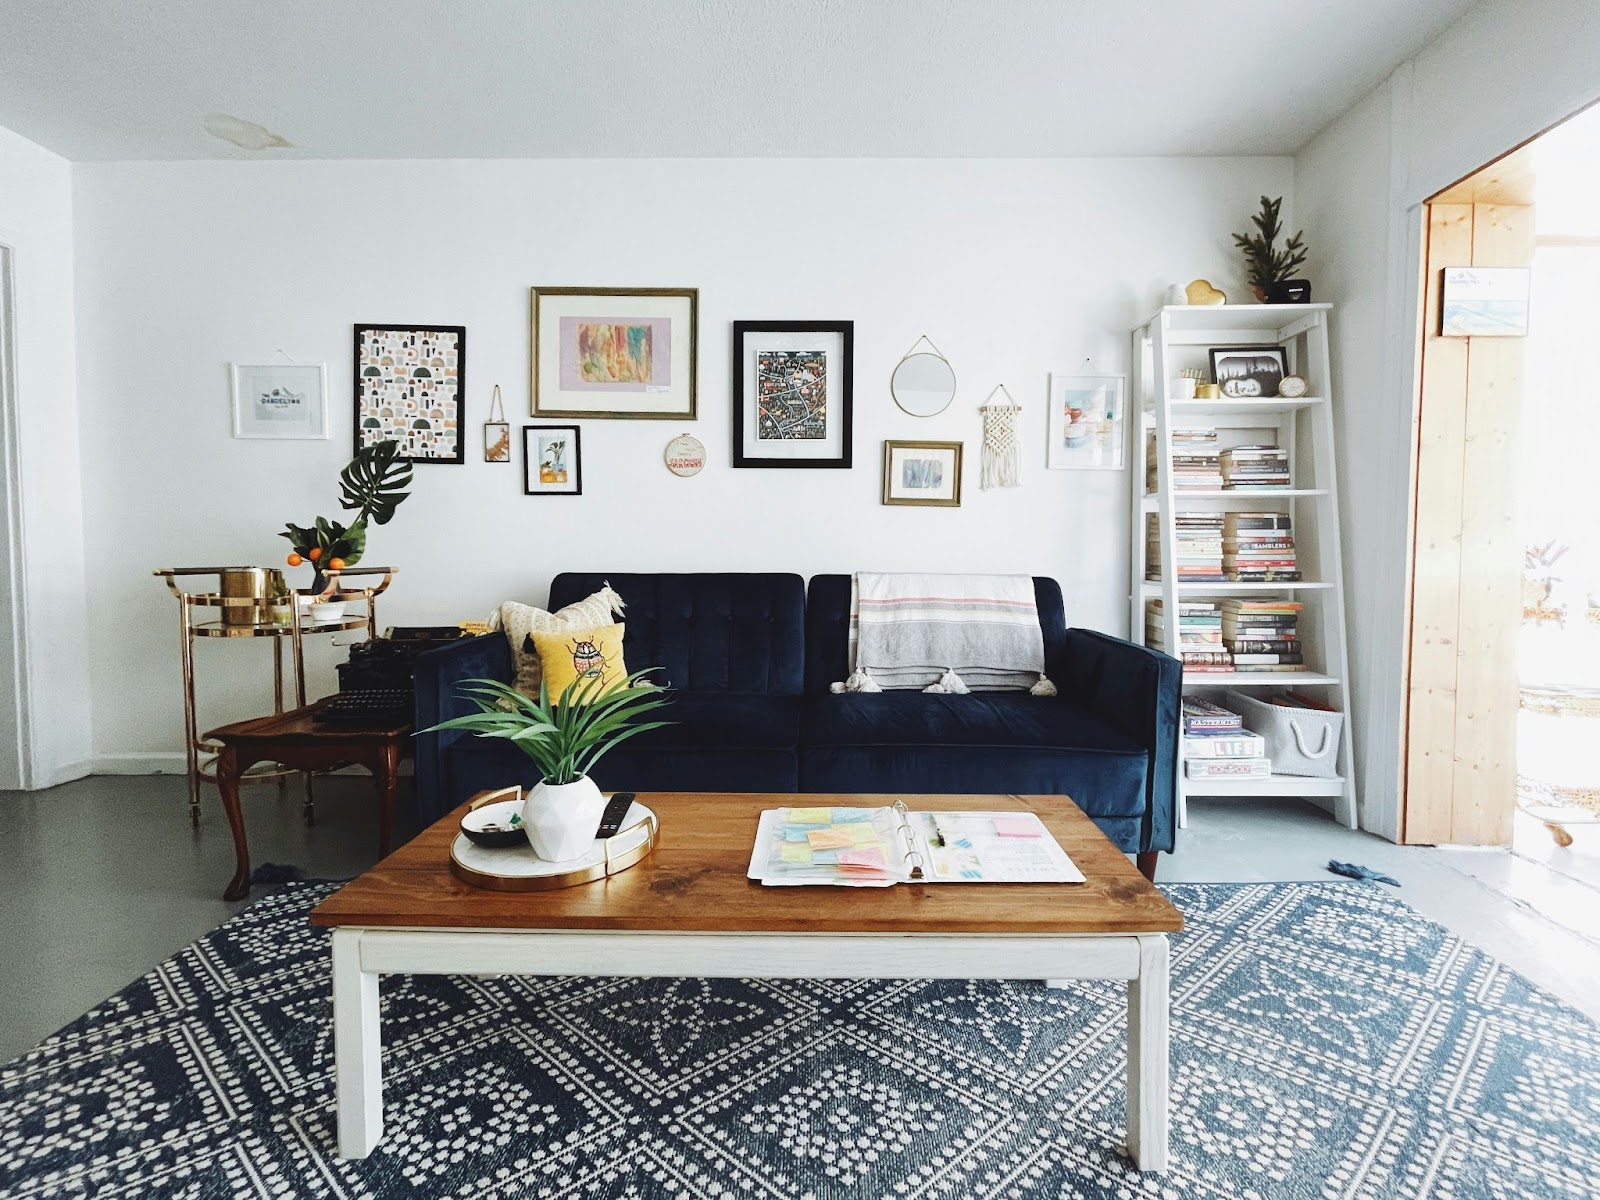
<box><xmin>747</xmin><ymin>801</ymin><xmax>1086</xmax><ymax>887</ymax></box>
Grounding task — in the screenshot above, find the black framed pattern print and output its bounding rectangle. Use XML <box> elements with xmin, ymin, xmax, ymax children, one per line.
<box><xmin>733</xmin><ymin>320</ymin><xmax>853</xmax><ymax>468</ymax></box>
<box><xmin>354</xmin><ymin>324</ymin><xmax>465</xmax><ymax>463</ymax></box>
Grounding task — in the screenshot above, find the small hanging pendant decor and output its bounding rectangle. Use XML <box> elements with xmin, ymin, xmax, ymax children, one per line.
<box><xmin>484</xmin><ymin>384</ymin><xmax>510</xmax><ymax>462</ymax></box>
<box><xmin>979</xmin><ymin>385</ymin><xmax>1022</xmax><ymax>489</ymax></box>
<box><xmin>664</xmin><ymin>432</ymin><xmax>705</xmax><ymax>477</ymax></box>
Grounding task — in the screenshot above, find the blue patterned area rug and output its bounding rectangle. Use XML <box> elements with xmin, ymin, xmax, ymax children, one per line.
<box><xmin>3</xmin><ymin>881</ymin><xmax>1599</xmax><ymax>1199</ymax></box>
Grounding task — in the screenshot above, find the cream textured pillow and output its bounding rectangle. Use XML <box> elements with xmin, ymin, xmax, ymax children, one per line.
<box><xmin>489</xmin><ymin>584</ymin><xmax>626</xmax><ymax>697</ymax></box>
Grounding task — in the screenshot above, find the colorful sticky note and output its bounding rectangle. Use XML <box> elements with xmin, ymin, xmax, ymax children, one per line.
<box><xmin>839</xmin><ymin>823</ymin><xmax>879</xmax><ymax>845</ymax></box>
<box><xmin>836</xmin><ymin>847</ymin><xmax>888</xmax><ymax>870</ymax></box>
<box><xmin>807</xmin><ymin>828</ymin><xmax>855</xmax><ymax>850</ymax></box>
<box><xmin>779</xmin><ymin>843</ymin><xmax>813</xmax><ymax>864</ymax></box>
<box><xmin>783</xmin><ymin>827</ymin><xmax>811</xmax><ymax>842</ymax></box>
<box><xmin>786</xmin><ymin>807</ymin><xmax>833</xmax><ymax>826</ymax></box>
<box><xmin>831</xmin><ymin>807</ymin><xmax>873</xmax><ymax>822</ymax></box>
<box><xmin>812</xmin><ymin>850</ymin><xmax>839</xmax><ymax>865</ymax></box>
<box><xmin>993</xmin><ymin>816</ymin><xmax>1040</xmax><ymax>838</ymax></box>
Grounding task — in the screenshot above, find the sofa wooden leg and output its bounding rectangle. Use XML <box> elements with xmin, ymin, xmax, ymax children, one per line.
<box><xmin>1136</xmin><ymin>851</ymin><xmax>1159</xmax><ymax>883</ymax></box>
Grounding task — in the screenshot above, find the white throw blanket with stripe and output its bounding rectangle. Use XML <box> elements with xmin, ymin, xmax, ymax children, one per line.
<box><xmin>834</xmin><ymin>572</ymin><xmax>1054</xmax><ymax>693</ymax></box>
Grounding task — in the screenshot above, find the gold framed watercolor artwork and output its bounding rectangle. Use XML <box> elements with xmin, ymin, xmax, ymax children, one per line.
<box><xmin>882</xmin><ymin>440</ymin><xmax>962</xmax><ymax>507</ymax></box>
<box><xmin>530</xmin><ymin>287</ymin><xmax>698</xmax><ymax>419</ymax></box>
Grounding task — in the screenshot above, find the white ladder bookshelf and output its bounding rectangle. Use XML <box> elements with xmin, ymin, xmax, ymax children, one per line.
<box><xmin>1130</xmin><ymin>304</ymin><xmax>1357</xmax><ymax>829</ymax></box>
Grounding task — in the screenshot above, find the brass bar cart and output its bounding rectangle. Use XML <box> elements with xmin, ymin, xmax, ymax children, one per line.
<box><xmin>153</xmin><ymin>565</ymin><xmax>397</xmax><ymax>826</ymax></box>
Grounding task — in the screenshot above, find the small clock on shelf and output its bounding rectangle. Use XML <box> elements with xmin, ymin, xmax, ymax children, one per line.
<box><xmin>1279</xmin><ymin>375</ymin><xmax>1308</xmax><ymax>398</ymax></box>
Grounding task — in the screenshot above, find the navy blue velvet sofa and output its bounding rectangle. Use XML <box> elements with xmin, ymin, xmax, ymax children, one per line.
<box><xmin>413</xmin><ymin>571</ymin><xmax>1180</xmax><ymax>865</ymax></box>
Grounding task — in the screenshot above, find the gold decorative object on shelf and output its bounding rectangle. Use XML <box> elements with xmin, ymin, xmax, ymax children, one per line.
<box><xmin>1185</xmin><ymin>279</ymin><xmax>1227</xmax><ymax>306</ymax></box>
<box><xmin>153</xmin><ymin>564</ymin><xmax>397</xmax><ymax>826</ymax></box>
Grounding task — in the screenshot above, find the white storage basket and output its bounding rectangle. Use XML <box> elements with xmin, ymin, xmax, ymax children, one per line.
<box><xmin>1225</xmin><ymin>691</ymin><xmax>1344</xmax><ymax>778</ymax></box>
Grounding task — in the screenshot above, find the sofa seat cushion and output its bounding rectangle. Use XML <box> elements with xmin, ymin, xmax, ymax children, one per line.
<box><xmin>799</xmin><ymin>693</ymin><xmax>1148</xmax><ymax>822</ymax></box>
<box><xmin>803</xmin><ymin>692</ymin><xmax>1142</xmax><ymax>753</ymax></box>
<box><xmin>443</xmin><ymin>692</ymin><xmax>800</xmax><ymax>798</ymax></box>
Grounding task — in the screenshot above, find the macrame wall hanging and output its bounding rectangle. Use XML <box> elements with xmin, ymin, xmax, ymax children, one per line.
<box><xmin>979</xmin><ymin>385</ymin><xmax>1022</xmax><ymax>489</ymax></box>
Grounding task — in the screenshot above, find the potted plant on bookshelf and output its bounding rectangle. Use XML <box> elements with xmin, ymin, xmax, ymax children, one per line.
<box><xmin>424</xmin><ymin>673</ymin><xmax>673</xmax><ymax>861</ymax></box>
<box><xmin>1232</xmin><ymin>195</ymin><xmax>1310</xmax><ymax>303</ymax></box>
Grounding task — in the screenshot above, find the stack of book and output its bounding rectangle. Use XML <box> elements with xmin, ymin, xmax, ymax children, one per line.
<box><xmin>1223</xmin><ymin>512</ymin><xmax>1300</xmax><ymax>581</ymax></box>
<box><xmin>1147</xmin><ymin>428</ymin><xmax>1221</xmax><ymax>491</ymax></box>
<box><xmin>1146</xmin><ymin>512</ymin><xmax>1225</xmax><ymax>582</ymax></box>
<box><xmin>1221</xmin><ymin>599</ymin><xmax>1305</xmax><ymax>671</ymax></box>
<box><xmin>1220</xmin><ymin>444</ymin><xmax>1290</xmax><ymax>489</ymax></box>
<box><xmin>1181</xmin><ymin>698</ymin><xmax>1270</xmax><ymax>779</ymax></box>
<box><xmin>1146</xmin><ymin>599</ymin><xmax>1228</xmax><ymax>671</ymax></box>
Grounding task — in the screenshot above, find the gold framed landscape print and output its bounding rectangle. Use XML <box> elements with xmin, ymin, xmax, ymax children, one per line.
<box><xmin>882</xmin><ymin>440</ymin><xmax>962</xmax><ymax>507</ymax></box>
<box><xmin>531</xmin><ymin>286</ymin><xmax>697</xmax><ymax>419</ymax></box>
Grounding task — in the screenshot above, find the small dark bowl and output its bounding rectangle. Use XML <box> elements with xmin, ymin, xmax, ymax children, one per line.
<box><xmin>460</xmin><ymin>800</ymin><xmax>527</xmax><ymax>849</ymax></box>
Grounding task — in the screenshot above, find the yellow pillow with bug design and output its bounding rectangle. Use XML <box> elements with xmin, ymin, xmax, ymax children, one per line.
<box><xmin>527</xmin><ymin>624</ymin><xmax>631</xmax><ymax>700</ymax></box>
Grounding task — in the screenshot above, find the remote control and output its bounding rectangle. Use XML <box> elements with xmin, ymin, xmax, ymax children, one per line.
<box><xmin>596</xmin><ymin>792</ymin><xmax>636</xmax><ymax>839</ymax></box>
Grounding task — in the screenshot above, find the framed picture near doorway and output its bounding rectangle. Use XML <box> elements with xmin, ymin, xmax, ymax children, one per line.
<box><xmin>733</xmin><ymin>320</ymin><xmax>853</xmax><ymax>468</ymax></box>
<box><xmin>530</xmin><ymin>287</ymin><xmax>698</xmax><ymax>419</ymax></box>
<box><xmin>523</xmin><ymin>425</ymin><xmax>582</xmax><ymax>496</ymax></box>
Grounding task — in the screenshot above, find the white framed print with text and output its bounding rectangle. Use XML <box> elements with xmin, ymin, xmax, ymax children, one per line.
<box><xmin>230</xmin><ymin>363</ymin><xmax>329</xmax><ymax>439</ymax></box>
<box><xmin>1046</xmin><ymin>374</ymin><xmax>1125</xmax><ymax>470</ymax></box>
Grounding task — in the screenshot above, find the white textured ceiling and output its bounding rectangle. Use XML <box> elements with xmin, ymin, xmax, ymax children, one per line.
<box><xmin>0</xmin><ymin>0</ymin><xmax>1478</xmax><ymax>161</ymax></box>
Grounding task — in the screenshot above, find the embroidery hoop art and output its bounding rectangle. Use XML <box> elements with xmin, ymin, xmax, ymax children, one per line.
<box><xmin>664</xmin><ymin>432</ymin><xmax>705</xmax><ymax>477</ymax></box>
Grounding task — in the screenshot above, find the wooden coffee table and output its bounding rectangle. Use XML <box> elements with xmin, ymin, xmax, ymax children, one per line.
<box><xmin>310</xmin><ymin>792</ymin><xmax>1183</xmax><ymax>1170</ymax></box>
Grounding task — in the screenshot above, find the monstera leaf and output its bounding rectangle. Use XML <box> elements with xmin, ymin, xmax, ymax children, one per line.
<box><xmin>338</xmin><ymin>439</ymin><xmax>413</xmax><ymax>527</ymax></box>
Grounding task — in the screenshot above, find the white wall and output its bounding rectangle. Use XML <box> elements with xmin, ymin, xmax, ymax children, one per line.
<box><xmin>1294</xmin><ymin>0</ymin><xmax>1600</xmax><ymax>839</ymax></box>
<box><xmin>0</xmin><ymin>125</ymin><xmax>92</xmax><ymax>787</ymax></box>
<box><xmin>73</xmin><ymin>156</ymin><xmax>1291</xmax><ymax>766</ymax></box>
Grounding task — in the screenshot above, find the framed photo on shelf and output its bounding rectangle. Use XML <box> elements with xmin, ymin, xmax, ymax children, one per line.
<box><xmin>230</xmin><ymin>363</ymin><xmax>328</xmax><ymax>439</ymax></box>
<box><xmin>523</xmin><ymin>425</ymin><xmax>582</xmax><ymax>495</ymax></box>
<box><xmin>882</xmin><ymin>440</ymin><xmax>962</xmax><ymax>507</ymax></box>
<box><xmin>733</xmin><ymin>320</ymin><xmax>853</xmax><ymax>468</ymax></box>
<box><xmin>1208</xmin><ymin>345</ymin><xmax>1286</xmax><ymax>398</ymax></box>
<box><xmin>353</xmin><ymin>324</ymin><xmax>465</xmax><ymax>463</ymax></box>
<box><xmin>1046</xmin><ymin>374</ymin><xmax>1125</xmax><ymax>470</ymax></box>
<box><xmin>531</xmin><ymin>287</ymin><xmax>697</xmax><ymax>419</ymax></box>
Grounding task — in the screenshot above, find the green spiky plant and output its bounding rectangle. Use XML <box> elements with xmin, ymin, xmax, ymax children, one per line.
<box><xmin>279</xmin><ymin>439</ymin><xmax>413</xmax><ymax>570</ymax></box>
<box><xmin>424</xmin><ymin>671</ymin><xmax>673</xmax><ymax>787</ymax></box>
<box><xmin>1232</xmin><ymin>195</ymin><xmax>1308</xmax><ymax>289</ymax></box>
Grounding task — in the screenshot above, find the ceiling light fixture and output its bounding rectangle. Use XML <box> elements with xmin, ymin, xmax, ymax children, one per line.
<box><xmin>202</xmin><ymin>114</ymin><xmax>292</xmax><ymax>151</ymax></box>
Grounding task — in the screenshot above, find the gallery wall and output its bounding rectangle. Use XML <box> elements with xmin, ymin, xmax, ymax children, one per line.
<box><xmin>72</xmin><ymin>156</ymin><xmax>1292</xmax><ymax>767</ymax></box>
<box><xmin>1295</xmin><ymin>0</ymin><xmax>1600</xmax><ymax>839</ymax></box>
<box><xmin>0</xmin><ymin>124</ymin><xmax>91</xmax><ymax>788</ymax></box>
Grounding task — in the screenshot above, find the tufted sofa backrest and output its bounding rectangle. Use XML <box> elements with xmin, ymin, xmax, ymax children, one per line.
<box><xmin>547</xmin><ymin>573</ymin><xmax>807</xmax><ymax>695</ymax></box>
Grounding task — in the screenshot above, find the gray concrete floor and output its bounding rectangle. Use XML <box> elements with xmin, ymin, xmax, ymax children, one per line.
<box><xmin>2</xmin><ymin>778</ymin><xmax>1598</xmax><ymax>1064</ymax></box>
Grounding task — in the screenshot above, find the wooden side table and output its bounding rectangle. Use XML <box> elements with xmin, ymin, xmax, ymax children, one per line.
<box><xmin>204</xmin><ymin>703</ymin><xmax>412</xmax><ymax>901</ymax></box>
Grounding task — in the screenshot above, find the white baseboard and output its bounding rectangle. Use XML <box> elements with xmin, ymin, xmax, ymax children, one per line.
<box><xmin>92</xmin><ymin>752</ymin><xmax>187</xmax><ymax>775</ymax></box>
<box><xmin>42</xmin><ymin>759</ymin><xmax>94</xmax><ymax>787</ymax></box>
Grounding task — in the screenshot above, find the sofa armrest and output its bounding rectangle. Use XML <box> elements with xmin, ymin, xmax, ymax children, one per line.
<box><xmin>412</xmin><ymin>632</ymin><xmax>513</xmax><ymax>828</ymax></box>
<box><xmin>1059</xmin><ymin>628</ymin><xmax>1182</xmax><ymax>855</ymax></box>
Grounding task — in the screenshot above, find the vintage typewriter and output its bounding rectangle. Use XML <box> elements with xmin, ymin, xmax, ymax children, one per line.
<box><xmin>315</xmin><ymin>626</ymin><xmax>473</xmax><ymax>725</ymax></box>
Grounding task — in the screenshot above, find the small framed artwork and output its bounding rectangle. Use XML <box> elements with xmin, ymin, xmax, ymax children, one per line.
<box><xmin>354</xmin><ymin>324</ymin><xmax>465</xmax><ymax>463</ymax></box>
<box><xmin>733</xmin><ymin>320</ymin><xmax>853</xmax><ymax>468</ymax></box>
<box><xmin>1440</xmin><ymin>267</ymin><xmax>1530</xmax><ymax>336</ymax></box>
<box><xmin>230</xmin><ymin>363</ymin><xmax>328</xmax><ymax>439</ymax></box>
<box><xmin>1046</xmin><ymin>374</ymin><xmax>1125</xmax><ymax>470</ymax></box>
<box><xmin>484</xmin><ymin>383</ymin><xmax>510</xmax><ymax>462</ymax></box>
<box><xmin>1209</xmin><ymin>345</ymin><xmax>1287</xmax><ymax>398</ymax></box>
<box><xmin>882</xmin><ymin>440</ymin><xmax>962</xmax><ymax>507</ymax></box>
<box><xmin>531</xmin><ymin>287</ymin><xmax>697</xmax><ymax>419</ymax></box>
<box><xmin>523</xmin><ymin>425</ymin><xmax>582</xmax><ymax>495</ymax></box>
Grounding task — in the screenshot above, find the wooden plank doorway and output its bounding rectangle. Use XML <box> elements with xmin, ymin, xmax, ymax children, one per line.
<box><xmin>1401</xmin><ymin>152</ymin><xmax>1535</xmax><ymax>845</ymax></box>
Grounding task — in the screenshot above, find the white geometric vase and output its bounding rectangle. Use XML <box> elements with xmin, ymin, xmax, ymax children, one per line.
<box><xmin>521</xmin><ymin>775</ymin><xmax>607</xmax><ymax>862</ymax></box>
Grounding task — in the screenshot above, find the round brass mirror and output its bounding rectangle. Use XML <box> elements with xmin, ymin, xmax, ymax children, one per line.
<box><xmin>892</xmin><ymin>349</ymin><xmax>956</xmax><ymax>418</ymax></box>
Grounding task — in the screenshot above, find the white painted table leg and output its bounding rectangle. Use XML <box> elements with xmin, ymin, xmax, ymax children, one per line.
<box><xmin>1126</xmin><ymin>933</ymin><xmax>1170</xmax><ymax>1172</ymax></box>
<box><xmin>333</xmin><ymin>928</ymin><xmax>383</xmax><ymax>1158</ymax></box>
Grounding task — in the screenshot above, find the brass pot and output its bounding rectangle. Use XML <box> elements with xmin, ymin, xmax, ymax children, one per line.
<box><xmin>220</xmin><ymin>567</ymin><xmax>268</xmax><ymax>626</ymax></box>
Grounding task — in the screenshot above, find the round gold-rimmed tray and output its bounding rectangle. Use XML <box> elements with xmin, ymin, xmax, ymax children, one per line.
<box><xmin>449</xmin><ymin>787</ymin><xmax>659</xmax><ymax>891</ymax></box>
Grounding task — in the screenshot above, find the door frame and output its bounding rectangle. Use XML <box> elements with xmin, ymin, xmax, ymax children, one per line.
<box><xmin>0</xmin><ymin>241</ymin><xmax>35</xmax><ymax>791</ymax></box>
